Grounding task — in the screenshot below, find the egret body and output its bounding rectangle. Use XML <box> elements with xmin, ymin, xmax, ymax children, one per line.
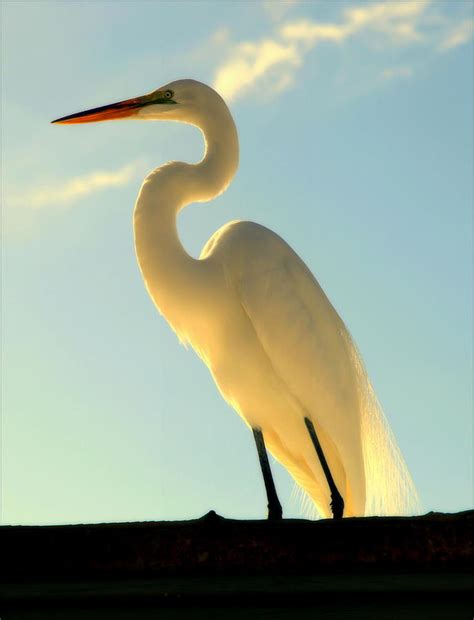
<box><xmin>53</xmin><ymin>79</ymin><xmax>419</xmax><ymax>519</ymax></box>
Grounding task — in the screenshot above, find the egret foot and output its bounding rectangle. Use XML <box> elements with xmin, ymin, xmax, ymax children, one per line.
<box><xmin>304</xmin><ymin>417</ymin><xmax>345</xmax><ymax>520</ymax></box>
<box><xmin>252</xmin><ymin>427</ymin><xmax>284</xmax><ymax>521</ymax></box>
<box><xmin>330</xmin><ymin>491</ymin><xmax>345</xmax><ymax>520</ymax></box>
<box><xmin>268</xmin><ymin>499</ymin><xmax>283</xmax><ymax>521</ymax></box>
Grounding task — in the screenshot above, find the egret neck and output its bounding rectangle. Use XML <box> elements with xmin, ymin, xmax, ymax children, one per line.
<box><xmin>133</xmin><ymin>99</ymin><xmax>239</xmax><ymax>330</ymax></box>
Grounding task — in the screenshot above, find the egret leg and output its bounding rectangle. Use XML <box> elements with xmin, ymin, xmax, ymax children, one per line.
<box><xmin>304</xmin><ymin>417</ymin><xmax>344</xmax><ymax>519</ymax></box>
<box><xmin>252</xmin><ymin>427</ymin><xmax>283</xmax><ymax>521</ymax></box>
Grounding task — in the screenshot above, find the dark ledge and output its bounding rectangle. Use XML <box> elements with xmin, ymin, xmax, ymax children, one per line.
<box><xmin>1</xmin><ymin>511</ymin><xmax>472</xmax><ymax>617</ymax></box>
<box><xmin>1</xmin><ymin>510</ymin><xmax>472</xmax><ymax>580</ymax></box>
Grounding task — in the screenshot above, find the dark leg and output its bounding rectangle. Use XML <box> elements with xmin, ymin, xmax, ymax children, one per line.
<box><xmin>252</xmin><ymin>427</ymin><xmax>283</xmax><ymax>520</ymax></box>
<box><xmin>304</xmin><ymin>417</ymin><xmax>344</xmax><ymax>519</ymax></box>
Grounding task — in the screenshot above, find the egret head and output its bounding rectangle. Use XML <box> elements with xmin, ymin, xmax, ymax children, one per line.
<box><xmin>51</xmin><ymin>79</ymin><xmax>224</xmax><ymax>126</ymax></box>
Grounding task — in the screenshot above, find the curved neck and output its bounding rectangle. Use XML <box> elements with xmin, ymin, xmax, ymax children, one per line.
<box><xmin>133</xmin><ymin>102</ymin><xmax>239</xmax><ymax>337</ymax></box>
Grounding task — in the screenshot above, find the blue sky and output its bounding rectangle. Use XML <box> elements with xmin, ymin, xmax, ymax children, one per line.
<box><xmin>1</xmin><ymin>0</ymin><xmax>472</xmax><ymax>524</ymax></box>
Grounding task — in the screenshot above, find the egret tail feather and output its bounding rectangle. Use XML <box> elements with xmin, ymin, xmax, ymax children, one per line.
<box><xmin>343</xmin><ymin>330</ymin><xmax>421</xmax><ymax>516</ymax></box>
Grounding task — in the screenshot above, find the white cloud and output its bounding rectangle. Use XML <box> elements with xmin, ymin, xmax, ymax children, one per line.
<box><xmin>10</xmin><ymin>162</ymin><xmax>139</xmax><ymax>209</ymax></box>
<box><xmin>343</xmin><ymin>0</ymin><xmax>431</xmax><ymax>41</ymax></box>
<box><xmin>439</xmin><ymin>19</ymin><xmax>474</xmax><ymax>52</ymax></box>
<box><xmin>213</xmin><ymin>0</ymin><xmax>433</xmax><ymax>103</ymax></box>
<box><xmin>211</xmin><ymin>0</ymin><xmax>473</xmax><ymax>105</ymax></box>
<box><xmin>213</xmin><ymin>38</ymin><xmax>301</xmax><ymax>103</ymax></box>
<box><xmin>280</xmin><ymin>20</ymin><xmax>349</xmax><ymax>45</ymax></box>
<box><xmin>282</xmin><ymin>0</ymin><xmax>432</xmax><ymax>46</ymax></box>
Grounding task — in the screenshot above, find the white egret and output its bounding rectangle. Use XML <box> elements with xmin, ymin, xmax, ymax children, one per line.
<box><xmin>53</xmin><ymin>79</ymin><xmax>419</xmax><ymax>519</ymax></box>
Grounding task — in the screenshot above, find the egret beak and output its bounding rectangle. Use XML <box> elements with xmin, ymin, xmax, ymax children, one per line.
<box><xmin>51</xmin><ymin>91</ymin><xmax>175</xmax><ymax>125</ymax></box>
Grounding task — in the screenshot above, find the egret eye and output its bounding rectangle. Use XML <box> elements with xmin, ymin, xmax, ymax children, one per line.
<box><xmin>164</xmin><ymin>90</ymin><xmax>173</xmax><ymax>99</ymax></box>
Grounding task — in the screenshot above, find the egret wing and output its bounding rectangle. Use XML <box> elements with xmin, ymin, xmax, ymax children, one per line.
<box><xmin>236</xmin><ymin>226</ymin><xmax>356</xmax><ymax>421</ymax></box>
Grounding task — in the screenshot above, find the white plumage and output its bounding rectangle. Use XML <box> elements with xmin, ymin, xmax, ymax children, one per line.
<box><xmin>54</xmin><ymin>79</ymin><xmax>419</xmax><ymax>518</ymax></box>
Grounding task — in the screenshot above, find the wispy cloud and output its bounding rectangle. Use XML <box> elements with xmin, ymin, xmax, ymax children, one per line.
<box><xmin>280</xmin><ymin>0</ymin><xmax>431</xmax><ymax>46</ymax></box>
<box><xmin>280</xmin><ymin>21</ymin><xmax>348</xmax><ymax>45</ymax></box>
<box><xmin>381</xmin><ymin>65</ymin><xmax>414</xmax><ymax>81</ymax></box>
<box><xmin>262</xmin><ymin>0</ymin><xmax>300</xmax><ymax>23</ymax></box>
<box><xmin>10</xmin><ymin>162</ymin><xmax>139</xmax><ymax>209</ymax></box>
<box><xmin>213</xmin><ymin>0</ymin><xmax>432</xmax><ymax>102</ymax></box>
<box><xmin>212</xmin><ymin>0</ymin><xmax>471</xmax><ymax>104</ymax></box>
<box><xmin>214</xmin><ymin>38</ymin><xmax>301</xmax><ymax>103</ymax></box>
<box><xmin>342</xmin><ymin>0</ymin><xmax>431</xmax><ymax>42</ymax></box>
<box><xmin>439</xmin><ymin>19</ymin><xmax>474</xmax><ymax>52</ymax></box>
